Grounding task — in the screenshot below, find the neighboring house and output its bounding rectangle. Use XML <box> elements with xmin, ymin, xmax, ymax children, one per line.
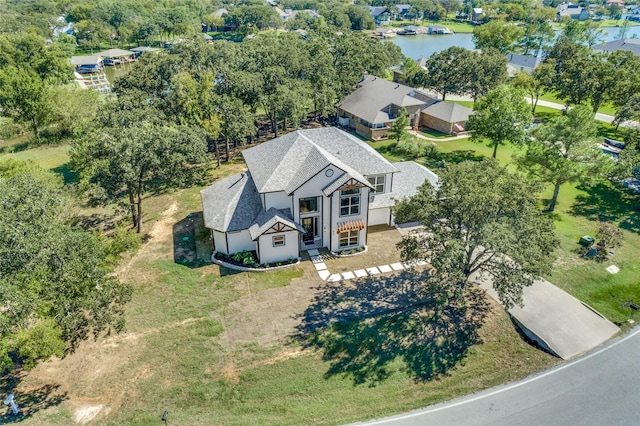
<box><xmin>505</xmin><ymin>53</ymin><xmax>542</xmax><ymax>77</ymax></box>
<box><xmin>472</xmin><ymin>8</ymin><xmax>484</xmax><ymax>22</ymax></box>
<box><xmin>593</xmin><ymin>38</ymin><xmax>640</xmax><ymax>56</ymax></box>
<box><xmin>289</xmin><ymin>9</ymin><xmax>321</xmax><ymax>19</ymax></box>
<box><xmin>420</xmin><ymin>102</ymin><xmax>473</xmax><ymax>135</ymax></box>
<box><xmin>395</xmin><ymin>4</ymin><xmax>412</xmax><ymax>20</ymax></box>
<box><xmin>274</xmin><ymin>7</ymin><xmax>291</xmax><ymax>20</ymax></box>
<box><xmin>605</xmin><ymin>0</ymin><xmax>625</xmax><ymax>7</ymax></box>
<box><xmin>368</xmin><ymin>6</ymin><xmax>392</xmax><ymax>25</ymax></box>
<box><xmin>336</xmin><ymin>76</ymin><xmax>439</xmax><ymax>139</ymax></box>
<box><xmin>200</xmin><ymin>128</ymin><xmax>438</xmax><ymax>263</ymax></box>
<box><xmin>557</xmin><ymin>3</ymin><xmax>588</xmax><ymax>21</ymax></box>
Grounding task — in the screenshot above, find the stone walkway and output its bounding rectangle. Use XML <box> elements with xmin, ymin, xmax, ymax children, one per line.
<box><xmin>307</xmin><ymin>248</ymin><xmax>427</xmax><ymax>282</ymax></box>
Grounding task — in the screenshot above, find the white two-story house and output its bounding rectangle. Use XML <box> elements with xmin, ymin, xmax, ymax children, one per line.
<box><xmin>201</xmin><ymin>127</ymin><xmax>438</xmax><ymax>264</ymax></box>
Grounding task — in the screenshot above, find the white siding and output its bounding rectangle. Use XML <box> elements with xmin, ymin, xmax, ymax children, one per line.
<box><xmin>292</xmin><ymin>165</ymin><xmax>342</xmax><ymax>248</ymax></box>
<box><xmin>257</xmin><ymin>231</ymin><xmax>299</xmax><ymax>264</ymax></box>
<box><xmin>264</xmin><ymin>191</ymin><xmax>291</xmax><ymax>211</ymax></box>
<box><xmin>213</xmin><ymin>230</ymin><xmax>228</xmax><ymax>254</ymax></box>
<box><xmin>329</xmin><ymin>186</ymin><xmax>370</xmax><ymax>252</ymax></box>
<box><xmin>366</xmin><ymin>172</ymin><xmax>394</xmax><ymax>194</ymax></box>
<box><xmin>368</xmin><ymin>207</ymin><xmax>391</xmax><ymax>226</ymax></box>
<box><xmin>227</xmin><ymin>230</ymin><xmax>256</xmax><ymax>253</ymax></box>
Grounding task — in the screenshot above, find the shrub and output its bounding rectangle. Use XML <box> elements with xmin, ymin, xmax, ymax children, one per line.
<box><xmin>232</xmin><ymin>250</ymin><xmax>256</xmax><ymax>265</ymax></box>
<box><xmin>395</xmin><ymin>137</ymin><xmax>437</xmax><ymax>159</ymax></box>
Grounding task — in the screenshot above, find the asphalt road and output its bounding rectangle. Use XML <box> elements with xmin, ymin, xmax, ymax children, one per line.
<box><xmin>360</xmin><ymin>326</ymin><xmax>640</xmax><ymax>426</ymax></box>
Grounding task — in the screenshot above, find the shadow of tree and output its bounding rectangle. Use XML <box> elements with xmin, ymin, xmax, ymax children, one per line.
<box><xmin>173</xmin><ymin>212</ymin><xmax>211</xmax><ymax>268</ymax></box>
<box><xmin>51</xmin><ymin>164</ymin><xmax>78</xmax><ymax>185</ymax></box>
<box><xmin>569</xmin><ymin>182</ymin><xmax>640</xmax><ymax>234</ymax></box>
<box><xmin>437</xmin><ymin>150</ymin><xmax>484</xmax><ymax>164</ymax></box>
<box><xmin>293</xmin><ymin>270</ymin><xmax>489</xmax><ymax>385</ymax></box>
<box><xmin>0</xmin><ymin>373</ymin><xmax>67</xmax><ymax>423</ymax></box>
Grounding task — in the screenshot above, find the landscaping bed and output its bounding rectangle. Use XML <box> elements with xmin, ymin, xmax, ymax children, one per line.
<box><xmin>214</xmin><ymin>250</ymin><xmax>298</xmax><ymax>270</ymax></box>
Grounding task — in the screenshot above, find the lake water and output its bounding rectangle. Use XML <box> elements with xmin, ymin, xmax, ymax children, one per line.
<box><xmin>390</xmin><ymin>25</ymin><xmax>640</xmax><ymax>59</ymax></box>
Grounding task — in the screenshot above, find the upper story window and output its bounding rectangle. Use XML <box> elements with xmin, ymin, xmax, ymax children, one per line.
<box><xmin>340</xmin><ymin>189</ymin><xmax>360</xmax><ymax>216</ymax></box>
<box><xmin>299</xmin><ymin>197</ymin><xmax>318</xmax><ymax>214</ymax></box>
<box><xmin>367</xmin><ymin>175</ymin><xmax>385</xmax><ymax>193</ymax></box>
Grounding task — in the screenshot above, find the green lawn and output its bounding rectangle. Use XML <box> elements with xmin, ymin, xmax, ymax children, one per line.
<box><xmin>0</xmin><ymin>144</ymin><xmax>69</xmax><ymax>169</ymax></box>
<box><xmin>537</xmin><ymin>92</ymin><xmax>617</xmax><ymax>117</ymax></box>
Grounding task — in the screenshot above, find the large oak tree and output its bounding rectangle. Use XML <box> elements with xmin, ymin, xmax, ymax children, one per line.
<box><xmin>395</xmin><ymin>159</ymin><xmax>558</xmax><ymax>309</ymax></box>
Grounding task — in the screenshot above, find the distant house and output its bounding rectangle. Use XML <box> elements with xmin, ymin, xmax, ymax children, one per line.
<box><xmin>472</xmin><ymin>8</ymin><xmax>484</xmax><ymax>22</ymax></box>
<box><xmin>368</xmin><ymin>6</ymin><xmax>392</xmax><ymax>25</ymax></box>
<box><xmin>200</xmin><ymin>127</ymin><xmax>438</xmax><ymax>264</ymax></box>
<box><xmin>605</xmin><ymin>0</ymin><xmax>625</xmax><ymax>7</ymax></box>
<box><xmin>557</xmin><ymin>3</ymin><xmax>588</xmax><ymax>21</ymax></box>
<box><xmin>274</xmin><ymin>7</ymin><xmax>291</xmax><ymax>20</ymax></box>
<box><xmin>336</xmin><ymin>76</ymin><xmax>438</xmax><ymax>140</ymax></box>
<box><xmin>394</xmin><ymin>4</ymin><xmax>412</xmax><ymax>20</ymax></box>
<box><xmin>337</xmin><ymin>76</ymin><xmax>470</xmax><ymax>137</ymax></box>
<box><xmin>593</xmin><ymin>38</ymin><xmax>640</xmax><ymax>56</ymax></box>
<box><xmin>505</xmin><ymin>53</ymin><xmax>542</xmax><ymax>77</ymax></box>
<box><xmin>289</xmin><ymin>9</ymin><xmax>321</xmax><ymax>20</ymax></box>
<box><xmin>420</xmin><ymin>102</ymin><xmax>473</xmax><ymax>135</ymax></box>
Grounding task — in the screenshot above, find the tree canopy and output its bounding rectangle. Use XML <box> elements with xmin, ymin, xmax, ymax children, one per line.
<box><xmin>467</xmin><ymin>85</ymin><xmax>532</xmax><ymax>158</ymax></box>
<box><xmin>518</xmin><ymin>105</ymin><xmax>613</xmax><ymax>212</ymax></box>
<box><xmin>0</xmin><ymin>162</ymin><xmax>132</xmax><ymax>372</ymax></box>
<box><xmin>395</xmin><ymin>159</ymin><xmax>558</xmax><ymax>309</ymax></box>
<box><xmin>72</xmin><ymin>114</ymin><xmax>209</xmax><ymax>233</ymax></box>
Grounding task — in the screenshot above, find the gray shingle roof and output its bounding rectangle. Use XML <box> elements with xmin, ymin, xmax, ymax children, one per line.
<box><xmin>248</xmin><ymin>208</ymin><xmax>304</xmax><ymax>240</ymax></box>
<box><xmin>368</xmin><ymin>6</ymin><xmax>388</xmax><ymax>17</ymax></box>
<box><xmin>422</xmin><ymin>101</ymin><xmax>473</xmax><ymax>123</ymax></box>
<box><xmin>242</xmin><ymin>127</ymin><xmax>397</xmax><ymax>194</ymax></box>
<box><xmin>505</xmin><ymin>53</ymin><xmax>542</xmax><ymax>69</ymax></box>
<box><xmin>200</xmin><ymin>172</ymin><xmax>263</xmax><ymax>232</ymax></box>
<box><xmin>336</xmin><ymin>76</ymin><xmax>436</xmax><ymax>124</ymax></box>
<box><xmin>593</xmin><ymin>39</ymin><xmax>640</xmax><ymax>56</ymax></box>
<box><xmin>369</xmin><ymin>161</ymin><xmax>439</xmax><ymax>209</ymax></box>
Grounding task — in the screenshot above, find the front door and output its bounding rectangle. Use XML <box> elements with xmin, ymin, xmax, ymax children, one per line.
<box><xmin>301</xmin><ymin>216</ymin><xmax>320</xmax><ymax>247</ymax></box>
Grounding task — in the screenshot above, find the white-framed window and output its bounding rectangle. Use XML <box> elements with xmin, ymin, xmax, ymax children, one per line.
<box><xmin>340</xmin><ymin>188</ymin><xmax>360</xmax><ymax>216</ymax></box>
<box><xmin>367</xmin><ymin>175</ymin><xmax>385</xmax><ymax>193</ymax></box>
<box><xmin>339</xmin><ymin>230</ymin><xmax>359</xmax><ymax>248</ymax></box>
<box><xmin>299</xmin><ymin>197</ymin><xmax>318</xmax><ymax>214</ymax></box>
<box><xmin>272</xmin><ymin>235</ymin><xmax>285</xmax><ymax>247</ymax></box>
